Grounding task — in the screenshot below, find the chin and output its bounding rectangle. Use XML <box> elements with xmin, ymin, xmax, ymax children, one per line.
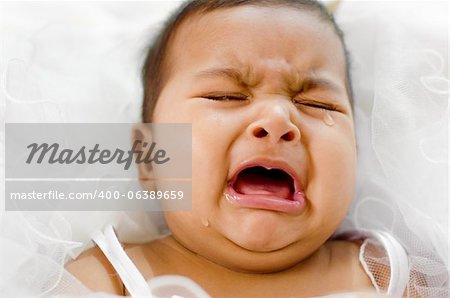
<box><xmin>233</xmin><ymin>235</ymin><xmax>288</xmax><ymax>252</ymax></box>
<box><xmin>220</xmin><ymin>232</ymin><xmax>313</xmax><ymax>274</ymax></box>
<box><xmin>223</xmin><ymin>211</ymin><xmax>301</xmax><ymax>252</ymax></box>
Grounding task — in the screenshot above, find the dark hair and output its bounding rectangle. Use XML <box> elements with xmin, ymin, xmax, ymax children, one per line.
<box><xmin>141</xmin><ymin>0</ymin><xmax>353</xmax><ymax>122</ymax></box>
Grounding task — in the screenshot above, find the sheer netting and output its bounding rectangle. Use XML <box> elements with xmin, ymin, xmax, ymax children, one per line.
<box><xmin>360</xmin><ymin>236</ymin><xmax>449</xmax><ymax>297</ymax></box>
<box><xmin>361</xmin><ymin>239</ymin><xmax>391</xmax><ymax>293</ymax></box>
<box><xmin>335</xmin><ymin>1</ymin><xmax>449</xmax><ymax>297</ymax></box>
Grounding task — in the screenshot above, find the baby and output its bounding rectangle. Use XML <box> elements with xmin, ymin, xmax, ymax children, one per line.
<box><xmin>67</xmin><ymin>0</ymin><xmax>397</xmax><ymax>296</ymax></box>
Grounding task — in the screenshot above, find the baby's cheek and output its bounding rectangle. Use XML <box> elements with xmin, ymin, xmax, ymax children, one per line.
<box><xmin>190</xmin><ymin>118</ymin><xmax>232</xmax><ymax>188</ymax></box>
<box><xmin>307</xmin><ymin>132</ymin><xmax>356</xmax><ymax>208</ymax></box>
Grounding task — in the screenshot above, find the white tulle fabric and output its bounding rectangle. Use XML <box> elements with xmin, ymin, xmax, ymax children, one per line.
<box><xmin>0</xmin><ymin>1</ymin><xmax>448</xmax><ymax>297</ymax></box>
<box><xmin>335</xmin><ymin>2</ymin><xmax>449</xmax><ymax>297</ymax></box>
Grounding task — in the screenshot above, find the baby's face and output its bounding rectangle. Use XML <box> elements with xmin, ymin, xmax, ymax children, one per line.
<box><xmin>152</xmin><ymin>6</ymin><xmax>356</xmax><ymax>272</ymax></box>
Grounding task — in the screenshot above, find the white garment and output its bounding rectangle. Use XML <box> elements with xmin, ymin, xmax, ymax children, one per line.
<box><xmin>92</xmin><ymin>225</ymin><xmax>209</xmax><ymax>298</ymax></box>
<box><xmin>92</xmin><ymin>225</ymin><xmax>409</xmax><ymax>298</ymax></box>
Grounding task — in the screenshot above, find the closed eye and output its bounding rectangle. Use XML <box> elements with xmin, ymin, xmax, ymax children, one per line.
<box><xmin>294</xmin><ymin>100</ymin><xmax>337</xmax><ymax>111</ymax></box>
<box><xmin>204</xmin><ymin>94</ymin><xmax>248</xmax><ymax>101</ymax></box>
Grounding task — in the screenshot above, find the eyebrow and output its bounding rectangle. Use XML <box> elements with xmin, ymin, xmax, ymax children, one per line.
<box><xmin>194</xmin><ymin>67</ymin><xmax>254</xmax><ymax>86</ymax></box>
<box><xmin>194</xmin><ymin>67</ymin><xmax>343</xmax><ymax>94</ymax></box>
<box><xmin>300</xmin><ymin>75</ymin><xmax>342</xmax><ymax>93</ymax></box>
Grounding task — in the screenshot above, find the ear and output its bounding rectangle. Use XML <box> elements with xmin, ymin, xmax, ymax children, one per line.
<box><xmin>325</xmin><ymin>0</ymin><xmax>342</xmax><ymax>14</ymax></box>
<box><xmin>132</xmin><ymin>124</ymin><xmax>156</xmax><ymax>191</ymax></box>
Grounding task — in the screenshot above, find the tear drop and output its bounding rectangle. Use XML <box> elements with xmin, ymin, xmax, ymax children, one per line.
<box><xmin>323</xmin><ymin>111</ymin><xmax>335</xmax><ymax>126</ymax></box>
<box><xmin>201</xmin><ymin>218</ymin><xmax>210</xmax><ymax>227</ymax></box>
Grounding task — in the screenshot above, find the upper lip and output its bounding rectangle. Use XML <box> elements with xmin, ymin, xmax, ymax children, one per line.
<box><xmin>228</xmin><ymin>157</ymin><xmax>305</xmax><ymax>193</ymax></box>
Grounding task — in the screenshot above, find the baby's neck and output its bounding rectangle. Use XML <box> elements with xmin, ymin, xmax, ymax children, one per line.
<box><xmin>124</xmin><ymin>236</ymin><xmax>374</xmax><ymax>296</ymax></box>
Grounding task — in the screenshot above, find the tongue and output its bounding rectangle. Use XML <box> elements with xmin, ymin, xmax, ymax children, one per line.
<box><xmin>234</xmin><ymin>172</ymin><xmax>292</xmax><ymax>199</ymax></box>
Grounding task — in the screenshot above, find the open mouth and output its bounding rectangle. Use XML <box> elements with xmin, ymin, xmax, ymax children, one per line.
<box><xmin>226</xmin><ymin>163</ymin><xmax>306</xmax><ymax>215</ymax></box>
<box><xmin>232</xmin><ymin>166</ymin><xmax>295</xmax><ymax>200</ymax></box>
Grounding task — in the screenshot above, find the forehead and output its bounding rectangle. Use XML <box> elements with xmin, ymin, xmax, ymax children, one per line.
<box><xmin>166</xmin><ymin>5</ymin><xmax>346</xmax><ymax>88</ymax></box>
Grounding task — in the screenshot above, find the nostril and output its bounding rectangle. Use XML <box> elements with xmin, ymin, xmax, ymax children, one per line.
<box><xmin>281</xmin><ymin>131</ymin><xmax>296</xmax><ymax>141</ymax></box>
<box><xmin>253</xmin><ymin>127</ymin><xmax>268</xmax><ymax>138</ymax></box>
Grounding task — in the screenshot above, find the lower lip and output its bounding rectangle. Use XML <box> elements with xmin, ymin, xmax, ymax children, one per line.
<box><xmin>224</xmin><ymin>185</ymin><xmax>306</xmax><ymax>216</ymax></box>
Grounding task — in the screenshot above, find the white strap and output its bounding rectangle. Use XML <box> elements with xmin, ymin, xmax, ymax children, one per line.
<box><xmin>92</xmin><ymin>225</ymin><xmax>152</xmax><ymax>297</ymax></box>
<box><xmin>341</xmin><ymin>229</ymin><xmax>409</xmax><ymax>297</ymax></box>
<box><xmin>373</xmin><ymin>231</ymin><xmax>409</xmax><ymax>297</ymax></box>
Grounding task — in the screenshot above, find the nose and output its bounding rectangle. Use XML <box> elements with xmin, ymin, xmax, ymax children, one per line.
<box><xmin>247</xmin><ymin>103</ymin><xmax>301</xmax><ymax>144</ymax></box>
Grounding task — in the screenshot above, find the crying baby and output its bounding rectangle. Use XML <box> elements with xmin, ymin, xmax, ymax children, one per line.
<box><xmin>67</xmin><ymin>1</ymin><xmax>397</xmax><ymax>297</ymax></box>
